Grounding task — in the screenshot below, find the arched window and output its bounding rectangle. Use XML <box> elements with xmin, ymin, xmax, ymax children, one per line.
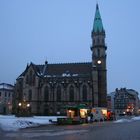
<box><xmin>28</xmin><ymin>89</ymin><xmax>32</xmax><ymax>101</ymax></box>
<box><xmin>32</xmin><ymin>74</ymin><xmax>36</xmax><ymax>85</ymax></box>
<box><xmin>82</xmin><ymin>85</ymin><xmax>87</xmax><ymax>101</ymax></box>
<box><xmin>26</xmin><ymin>75</ymin><xmax>29</xmax><ymax>84</ymax></box>
<box><xmin>44</xmin><ymin>86</ymin><xmax>49</xmax><ymax>101</ymax></box>
<box><xmin>56</xmin><ymin>86</ymin><xmax>61</xmax><ymax>101</ymax></box>
<box><xmin>29</xmin><ymin>70</ymin><xmax>33</xmax><ymax>85</ymax></box>
<box><xmin>69</xmin><ymin>85</ymin><xmax>74</xmax><ymax>102</ymax></box>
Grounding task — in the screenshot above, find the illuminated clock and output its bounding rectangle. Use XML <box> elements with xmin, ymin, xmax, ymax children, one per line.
<box><xmin>97</xmin><ymin>60</ymin><xmax>102</xmax><ymax>64</ymax></box>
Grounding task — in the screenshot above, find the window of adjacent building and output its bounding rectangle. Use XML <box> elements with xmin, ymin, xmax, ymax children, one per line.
<box><xmin>82</xmin><ymin>85</ymin><xmax>87</xmax><ymax>101</ymax></box>
<box><xmin>28</xmin><ymin>90</ymin><xmax>32</xmax><ymax>101</ymax></box>
<box><xmin>69</xmin><ymin>85</ymin><xmax>74</xmax><ymax>102</ymax></box>
<box><xmin>44</xmin><ymin>86</ymin><xmax>49</xmax><ymax>101</ymax></box>
<box><xmin>56</xmin><ymin>86</ymin><xmax>61</xmax><ymax>102</ymax></box>
<box><xmin>5</xmin><ymin>92</ymin><xmax>7</xmax><ymax>97</ymax></box>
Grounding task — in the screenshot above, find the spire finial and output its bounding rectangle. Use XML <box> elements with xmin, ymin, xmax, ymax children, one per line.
<box><xmin>92</xmin><ymin>3</ymin><xmax>104</xmax><ymax>33</ymax></box>
<box><xmin>96</xmin><ymin>2</ymin><xmax>99</xmax><ymax>10</ymax></box>
<box><xmin>45</xmin><ymin>57</ymin><xmax>48</xmax><ymax>65</ymax></box>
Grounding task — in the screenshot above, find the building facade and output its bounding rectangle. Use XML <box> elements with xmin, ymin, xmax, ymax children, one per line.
<box><xmin>107</xmin><ymin>92</ymin><xmax>115</xmax><ymax>112</ymax></box>
<box><xmin>0</xmin><ymin>83</ymin><xmax>14</xmax><ymax>114</ymax></box>
<box><xmin>112</xmin><ymin>88</ymin><xmax>139</xmax><ymax>115</ymax></box>
<box><xmin>15</xmin><ymin>4</ymin><xmax>107</xmax><ymax>115</ymax></box>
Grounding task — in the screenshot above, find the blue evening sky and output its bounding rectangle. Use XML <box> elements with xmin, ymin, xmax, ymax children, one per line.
<box><xmin>0</xmin><ymin>0</ymin><xmax>140</xmax><ymax>94</ymax></box>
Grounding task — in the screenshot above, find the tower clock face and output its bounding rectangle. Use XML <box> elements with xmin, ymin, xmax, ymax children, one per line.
<box><xmin>97</xmin><ymin>60</ymin><xmax>102</xmax><ymax>64</ymax></box>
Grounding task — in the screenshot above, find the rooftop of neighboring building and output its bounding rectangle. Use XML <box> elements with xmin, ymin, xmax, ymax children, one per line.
<box><xmin>0</xmin><ymin>83</ymin><xmax>14</xmax><ymax>90</ymax></box>
<box><xmin>109</xmin><ymin>88</ymin><xmax>139</xmax><ymax>99</ymax></box>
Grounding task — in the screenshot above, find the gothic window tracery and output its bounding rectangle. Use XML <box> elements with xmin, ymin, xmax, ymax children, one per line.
<box><xmin>56</xmin><ymin>86</ymin><xmax>61</xmax><ymax>101</ymax></box>
<box><xmin>28</xmin><ymin>89</ymin><xmax>32</xmax><ymax>101</ymax></box>
<box><xmin>82</xmin><ymin>85</ymin><xmax>87</xmax><ymax>101</ymax></box>
<box><xmin>69</xmin><ymin>85</ymin><xmax>74</xmax><ymax>102</ymax></box>
<box><xmin>44</xmin><ymin>86</ymin><xmax>49</xmax><ymax>101</ymax></box>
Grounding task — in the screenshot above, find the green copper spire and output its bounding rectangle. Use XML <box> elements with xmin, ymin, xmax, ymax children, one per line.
<box><xmin>93</xmin><ymin>4</ymin><xmax>104</xmax><ymax>33</ymax></box>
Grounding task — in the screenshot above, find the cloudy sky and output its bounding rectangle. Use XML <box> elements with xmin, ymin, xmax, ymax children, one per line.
<box><xmin>0</xmin><ymin>0</ymin><xmax>140</xmax><ymax>94</ymax></box>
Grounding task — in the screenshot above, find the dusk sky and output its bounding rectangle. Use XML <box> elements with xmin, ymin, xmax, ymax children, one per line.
<box><xmin>0</xmin><ymin>0</ymin><xmax>140</xmax><ymax>94</ymax></box>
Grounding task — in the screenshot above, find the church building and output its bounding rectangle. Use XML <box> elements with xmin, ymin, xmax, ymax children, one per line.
<box><xmin>15</xmin><ymin>4</ymin><xmax>107</xmax><ymax>115</ymax></box>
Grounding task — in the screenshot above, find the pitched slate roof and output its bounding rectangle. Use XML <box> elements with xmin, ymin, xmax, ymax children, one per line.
<box><xmin>36</xmin><ymin>62</ymin><xmax>92</xmax><ymax>77</ymax></box>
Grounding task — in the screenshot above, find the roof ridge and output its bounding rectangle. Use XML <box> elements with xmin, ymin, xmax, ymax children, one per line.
<box><xmin>47</xmin><ymin>62</ymin><xmax>91</xmax><ymax>65</ymax></box>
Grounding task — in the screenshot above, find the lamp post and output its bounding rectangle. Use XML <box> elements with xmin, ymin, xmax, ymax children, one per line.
<box><xmin>17</xmin><ymin>100</ymin><xmax>31</xmax><ymax>117</ymax></box>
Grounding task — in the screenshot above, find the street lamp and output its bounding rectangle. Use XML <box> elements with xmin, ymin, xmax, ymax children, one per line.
<box><xmin>18</xmin><ymin>102</ymin><xmax>22</xmax><ymax>106</ymax></box>
<box><xmin>17</xmin><ymin>100</ymin><xmax>31</xmax><ymax>117</ymax></box>
<box><xmin>27</xmin><ymin>103</ymin><xmax>30</xmax><ymax>107</ymax></box>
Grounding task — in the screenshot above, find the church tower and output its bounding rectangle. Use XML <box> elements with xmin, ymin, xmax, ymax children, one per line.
<box><xmin>91</xmin><ymin>4</ymin><xmax>107</xmax><ymax>107</ymax></box>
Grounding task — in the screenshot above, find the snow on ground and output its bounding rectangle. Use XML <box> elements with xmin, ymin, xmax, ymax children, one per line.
<box><xmin>114</xmin><ymin>118</ymin><xmax>132</xmax><ymax>123</ymax></box>
<box><xmin>1</xmin><ymin>115</ymin><xmax>140</xmax><ymax>131</ymax></box>
<box><xmin>0</xmin><ymin>115</ymin><xmax>65</xmax><ymax>131</ymax></box>
<box><xmin>131</xmin><ymin>116</ymin><xmax>140</xmax><ymax>121</ymax></box>
<box><xmin>114</xmin><ymin>116</ymin><xmax>140</xmax><ymax>123</ymax></box>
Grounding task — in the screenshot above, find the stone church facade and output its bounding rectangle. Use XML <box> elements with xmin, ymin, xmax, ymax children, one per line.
<box><xmin>15</xmin><ymin>4</ymin><xmax>107</xmax><ymax>115</ymax></box>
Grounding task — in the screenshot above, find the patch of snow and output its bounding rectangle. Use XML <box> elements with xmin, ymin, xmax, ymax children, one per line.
<box><xmin>131</xmin><ymin>116</ymin><xmax>140</xmax><ymax>121</ymax></box>
<box><xmin>114</xmin><ymin>119</ymin><xmax>132</xmax><ymax>123</ymax></box>
<box><xmin>72</xmin><ymin>74</ymin><xmax>78</xmax><ymax>77</ymax></box>
<box><xmin>0</xmin><ymin>115</ymin><xmax>65</xmax><ymax>131</ymax></box>
<box><xmin>46</xmin><ymin>75</ymin><xmax>51</xmax><ymax>77</ymax></box>
<box><xmin>0</xmin><ymin>83</ymin><xmax>14</xmax><ymax>90</ymax></box>
<box><xmin>37</xmin><ymin>72</ymin><xmax>41</xmax><ymax>76</ymax></box>
<box><xmin>62</xmin><ymin>73</ymin><xmax>71</xmax><ymax>77</ymax></box>
<box><xmin>114</xmin><ymin>116</ymin><xmax>140</xmax><ymax>123</ymax></box>
<box><xmin>62</xmin><ymin>73</ymin><xmax>67</xmax><ymax>77</ymax></box>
